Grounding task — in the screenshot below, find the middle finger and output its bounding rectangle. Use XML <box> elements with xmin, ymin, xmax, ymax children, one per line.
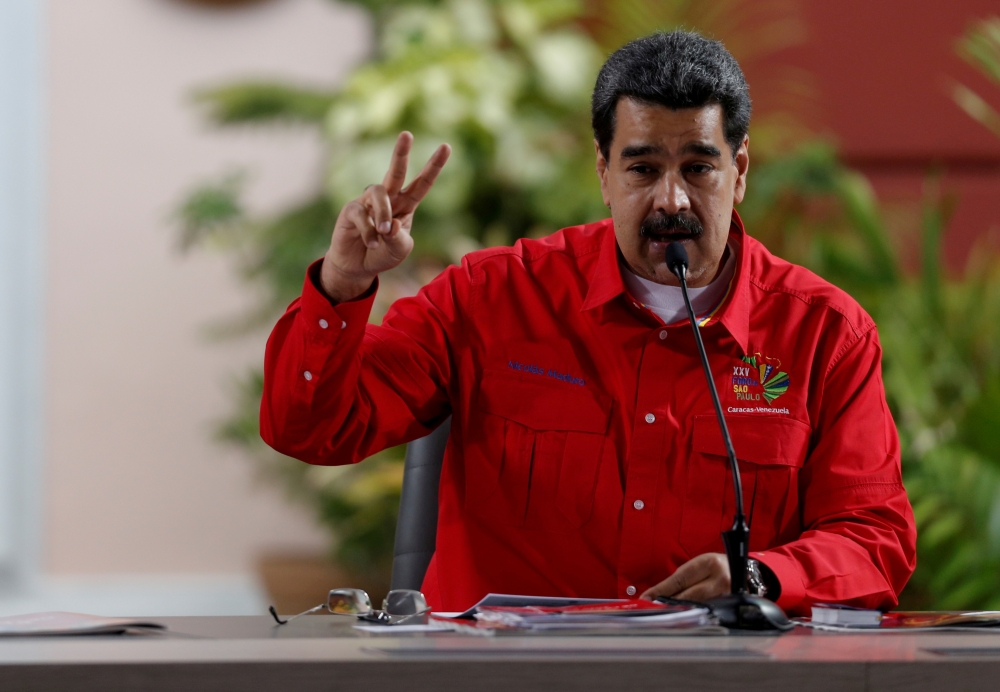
<box><xmin>396</xmin><ymin>143</ymin><xmax>452</xmax><ymax>214</ymax></box>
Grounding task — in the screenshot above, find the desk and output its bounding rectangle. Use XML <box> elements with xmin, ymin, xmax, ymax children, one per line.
<box><xmin>2</xmin><ymin>616</ymin><xmax>1000</xmax><ymax>691</ymax></box>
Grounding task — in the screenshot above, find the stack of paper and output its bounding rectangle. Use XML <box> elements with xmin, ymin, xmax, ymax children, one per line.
<box><xmin>811</xmin><ymin>605</ymin><xmax>882</xmax><ymax>628</ymax></box>
<box><xmin>0</xmin><ymin>612</ymin><xmax>165</xmax><ymax>637</ymax></box>
<box><xmin>430</xmin><ymin>594</ymin><xmax>711</xmax><ymax>632</ymax></box>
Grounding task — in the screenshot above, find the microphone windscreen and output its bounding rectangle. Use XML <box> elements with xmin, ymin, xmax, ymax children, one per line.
<box><xmin>665</xmin><ymin>242</ymin><xmax>689</xmax><ymax>277</ymax></box>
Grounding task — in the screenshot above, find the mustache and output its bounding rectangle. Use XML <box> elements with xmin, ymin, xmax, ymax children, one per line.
<box><xmin>639</xmin><ymin>213</ymin><xmax>704</xmax><ymax>238</ymax></box>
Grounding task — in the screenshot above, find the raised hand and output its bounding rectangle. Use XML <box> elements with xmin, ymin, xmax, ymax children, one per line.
<box><xmin>320</xmin><ymin>132</ymin><xmax>452</xmax><ymax>302</ymax></box>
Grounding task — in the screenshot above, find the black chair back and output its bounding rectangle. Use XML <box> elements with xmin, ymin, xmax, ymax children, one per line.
<box><xmin>389</xmin><ymin>418</ymin><xmax>451</xmax><ymax>591</ymax></box>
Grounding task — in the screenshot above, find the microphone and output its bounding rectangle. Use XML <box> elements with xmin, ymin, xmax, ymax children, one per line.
<box><xmin>663</xmin><ymin>242</ymin><xmax>792</xmax><ymax>631</ymax></box>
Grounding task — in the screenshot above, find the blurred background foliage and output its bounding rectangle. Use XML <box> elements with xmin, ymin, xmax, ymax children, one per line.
<box><xmin>953</xmin><ymin>16</ymin><xmax>1000</xmax><ymax>139</ymax></box>
<box><xmin>178</xmin><ymin>1</ymin><xmax>1000</xmax><ymax>610</ymax></box>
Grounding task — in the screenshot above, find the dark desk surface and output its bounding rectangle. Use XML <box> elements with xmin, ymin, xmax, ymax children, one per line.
<box><xmin>3</xmin><ymin>615</ymin><xmax>1000</xmax><ymax>691</ymax></box>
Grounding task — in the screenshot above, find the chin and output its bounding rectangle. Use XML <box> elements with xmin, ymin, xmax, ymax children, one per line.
<box><xmin>643</xmin><ymin>263</ymin><xmax>679</xmax><ymax>286</ymax></box>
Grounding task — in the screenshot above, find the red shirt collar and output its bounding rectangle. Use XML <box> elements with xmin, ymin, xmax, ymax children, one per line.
<box><xmin>581</xmin><ymin>210</ymin><xmax>751</xmax><ymax>354</ymax></box>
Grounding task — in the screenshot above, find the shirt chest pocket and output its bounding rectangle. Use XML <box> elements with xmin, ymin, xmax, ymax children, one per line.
<box><xmin>464</xmin><ymin>369</ymin><xmax>612</xmax><ymax>531</ymax></box>
<box><xmin>679</xmin><ymin>415</ymin><xmax>811</xmax><ymax>556</ymax></box>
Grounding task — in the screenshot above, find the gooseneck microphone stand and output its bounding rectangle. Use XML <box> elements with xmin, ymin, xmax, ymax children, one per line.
<box><xmin>665</xmin><ymin>242</ymin><xmax>792</xmax><ymax>631</ymax></box>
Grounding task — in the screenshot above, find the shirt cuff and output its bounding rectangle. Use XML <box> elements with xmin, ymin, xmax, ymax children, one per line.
<box><xmin>294</xmin><ymin>259</ymin><xmax>378</xmax><ymax>385</ymax></box>
<box><xmin>751</xmin><ymin>550</ymin><xmax>806</xmax><ymax>614</ymax></box>
<box><xmin>304</xmin><ymin>258</ymin><xmax>377</xmax><ymax>306</ymax></box>
<box><xmin>301</xmin><ymin>259</ymin><xmax>377</xmax><ymax>326</ymax></box>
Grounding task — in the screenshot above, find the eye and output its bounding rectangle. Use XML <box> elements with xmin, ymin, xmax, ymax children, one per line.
<box><xmin>629</xmin><ymin>164</ymin><xmax>656</xmax><ymax>175</ymax></box>
<box><xmin>686</xmin><ymin>163</ymin><xmax>714</xmax><ymax>174</ymax></box>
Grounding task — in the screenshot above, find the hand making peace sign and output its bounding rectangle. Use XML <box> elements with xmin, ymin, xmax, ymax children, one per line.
<box><xmin>320</xmin><ymin>132</ymin><xmax>452</xmax><ymax>302</ymax></box>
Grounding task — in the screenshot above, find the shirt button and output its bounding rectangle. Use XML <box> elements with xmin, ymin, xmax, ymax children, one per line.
<box><xmin>318</xmin><ymin>319</ymin><xmax>329</xmax><ymax>329</ymax></box>
<box><xmin>644</xmin><ymin>413</ymin><xmax>655</xmax><ymax>424</ymax></box>
<box><xmin>626</xmin><ymin>586</ymin><xmax>637</xmax><ymax>596</ymax></box>
<box><xmin>633</xmin><ymin>499</ymin><xmax>645</xmax><ymax>511</ymax></box>
<box><xmin>341</xmin><ymin>320</ymin><xmax>347</xmax><ymax>329</ymax></box>
<box><xmin>659</xmin><ymin>330</ymin><xmax>668</xmax><ymax>340</ymax></box>
<box><xmin>303</xmin><ymin>371</ymin><xmax>313</xmax><ymax>381</ymax></box>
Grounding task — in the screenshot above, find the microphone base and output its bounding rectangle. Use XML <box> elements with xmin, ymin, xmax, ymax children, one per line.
<box><xmin>705</xmin><ymin>592</ymin><xmax>794</xmax><ymax>631</ymax></box>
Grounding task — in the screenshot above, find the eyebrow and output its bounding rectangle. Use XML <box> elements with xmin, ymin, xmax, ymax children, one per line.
<box><xmin>682</xmin><ymin>142</ymin><xmax>722</xmax><ymax>158</ymax></box>
<box><xmin>619</xmin><ymin>144</ymin><xmax>662</xmax><ymax>159</ymax></box>
<box><xmin>618</xmin><ymin>142</ymin><xmax>723</xmax><ymax>159</ymax></box>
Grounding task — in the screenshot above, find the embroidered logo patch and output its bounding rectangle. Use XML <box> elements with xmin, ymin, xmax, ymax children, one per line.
<box><xmin>731</xmin><ymin>354</ymin><xmax>790</xmax><ymax>405</ymax></box>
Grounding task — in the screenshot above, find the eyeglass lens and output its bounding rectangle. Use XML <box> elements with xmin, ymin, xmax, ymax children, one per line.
<box><xmin>271</xmin><ymin>588</ymin><xmax>428</xmax><ymax>625</ymax></box>
<box><xmin>326</xmin><ymin>588</ymin><xmax>372</xmax><ymax>615</ymax></box>
<box><xmin>383</xmin><ymin>589</ymin><xmax>429</xmax><ymax>616</ymax></box>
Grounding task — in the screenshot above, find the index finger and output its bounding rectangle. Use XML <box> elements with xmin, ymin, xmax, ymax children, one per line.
<box><xmin>382</xmin><ymin>132</ymin><xmax>414</xmax><ymax>195</ymax></box>
<box><xmin>395</xmin><ymin>143</ymin><xmax>452</xmax><ymax>213</ymax></box>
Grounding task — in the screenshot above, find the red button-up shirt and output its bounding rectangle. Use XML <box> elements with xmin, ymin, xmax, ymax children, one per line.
<box><xmin>261</xmin><ymin>213</ymin><xmax>916</xmax><ymax>616</ymax></box>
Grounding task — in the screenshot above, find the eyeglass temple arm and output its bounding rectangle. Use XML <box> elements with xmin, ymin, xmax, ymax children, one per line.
<box><xmin>386</xmin><ymin>607</ymin><xmax>433</xmax><ymax>626</ymax></box>
<box><xmin>269</xmin><ymin>604</ymin><xmax>325</xmax><ymax>626</ymax></box>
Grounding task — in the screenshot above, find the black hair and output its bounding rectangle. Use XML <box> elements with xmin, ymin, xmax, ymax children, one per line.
<box><xmin>591</xmin><ymin>31</ymin><xmax>751</xmax><ymax>161</ymax></box>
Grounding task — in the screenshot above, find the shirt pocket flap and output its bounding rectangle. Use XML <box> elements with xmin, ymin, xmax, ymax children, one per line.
<box><xmin>693</xmin><ymin>414</ymin><xmax>811</xmax><ymax>467</ymax></box>
<box><xmin>478</xmin><ymin>369</ymin><xmax>610</xmax><ymax>433</ymax></box>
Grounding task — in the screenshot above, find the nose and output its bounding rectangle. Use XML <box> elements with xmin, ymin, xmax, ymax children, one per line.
<box><xmin>655</xmin><ymin>173</ymin><xmax>691</xmax><ymax>215</ymax></box>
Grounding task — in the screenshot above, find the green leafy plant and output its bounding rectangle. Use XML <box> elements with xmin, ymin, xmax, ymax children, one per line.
<box><xmin>877</xmin><ymin>14</ymin><xmax>1000</xmax><ymax>609</ymax></box>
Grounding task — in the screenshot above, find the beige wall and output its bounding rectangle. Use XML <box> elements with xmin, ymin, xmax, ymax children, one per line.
<box><xmin>43</xmin><ymin>0</ymin><xmax>365</xmax><ymax>591</ymax></box>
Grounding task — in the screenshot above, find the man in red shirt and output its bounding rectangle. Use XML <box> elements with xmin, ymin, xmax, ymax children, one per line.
<box><xmin>261</xmin><ymin>31</ymin><xmax>916</xmax><ymax>615</ymax></box>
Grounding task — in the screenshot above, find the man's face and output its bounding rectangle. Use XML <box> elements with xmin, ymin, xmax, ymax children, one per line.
<box><xmin>596</xmin><ymin>98</ymin><xmax>749</xmax><ymax>288</ymax></box>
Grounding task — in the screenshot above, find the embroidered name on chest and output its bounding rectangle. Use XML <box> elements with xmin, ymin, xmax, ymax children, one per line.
<box><xmin>508</xmin><ymin>360</ymin><xmax>586</xmax><ymax>387</ymax></box>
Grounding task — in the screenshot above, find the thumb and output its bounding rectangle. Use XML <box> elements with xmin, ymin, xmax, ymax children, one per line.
<box><xmin>365</xmin><ymin>218</ymin><xmax>414</xmax><ymax>271</ymax></box>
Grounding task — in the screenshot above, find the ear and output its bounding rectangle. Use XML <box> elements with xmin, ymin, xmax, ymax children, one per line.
<box><xmin>595</xmin><ymin>139</ymin><xmax>611</xmax><ymax>208</ymax></box>
<box><xmin>732</xmin><ymin>135</ymin><xmax>749</xmax><ymax>205</ymax></box>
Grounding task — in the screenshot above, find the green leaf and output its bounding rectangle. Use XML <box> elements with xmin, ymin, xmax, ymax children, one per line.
<box><xmin>957</xmin><ymin>16</ymin><xmax>1000</xmax><ymax>84</ymax></box>
<box><xmin>921</xmin><ymin>511</ymin><xmax>963</xmax><ymax>549</ymax></box>
<box><xmin>953</xmin><ymin>17</ymin><xmax>1000</xmax><ymax>138</ymax></box>
<box><xmin>831</xmin><ymin>170</ymin><xmax>899</xmax><ymax>286</ymax></box>
<box><xmin>195</xmin><ymin>83</ymin><xmax>336</xmax><ymax>125</ymax></box>
<box><xmin>174</xmin><ymin>172</ymin><xmax>245</xmax><ymax>251</ymax></box>
<box><xmin>958</xmin><ymin>380</ymin><xmax>1000</xmax><ymax>462</ymax></box>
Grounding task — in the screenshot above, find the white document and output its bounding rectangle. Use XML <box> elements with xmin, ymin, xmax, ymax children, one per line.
<box><xmin>0</xmin><ymin>612</ymin><xmax>165</xmax><ymax>637</ymax></box>
<box><xmin>353</xmin><ymin>622</ymin><xmax>452</xmax><ymax>634</ymax></box>
<box><xmin>446</xmin><ymin>594</ymin><xmax>624</xmax><ymax>619</ymax></box>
